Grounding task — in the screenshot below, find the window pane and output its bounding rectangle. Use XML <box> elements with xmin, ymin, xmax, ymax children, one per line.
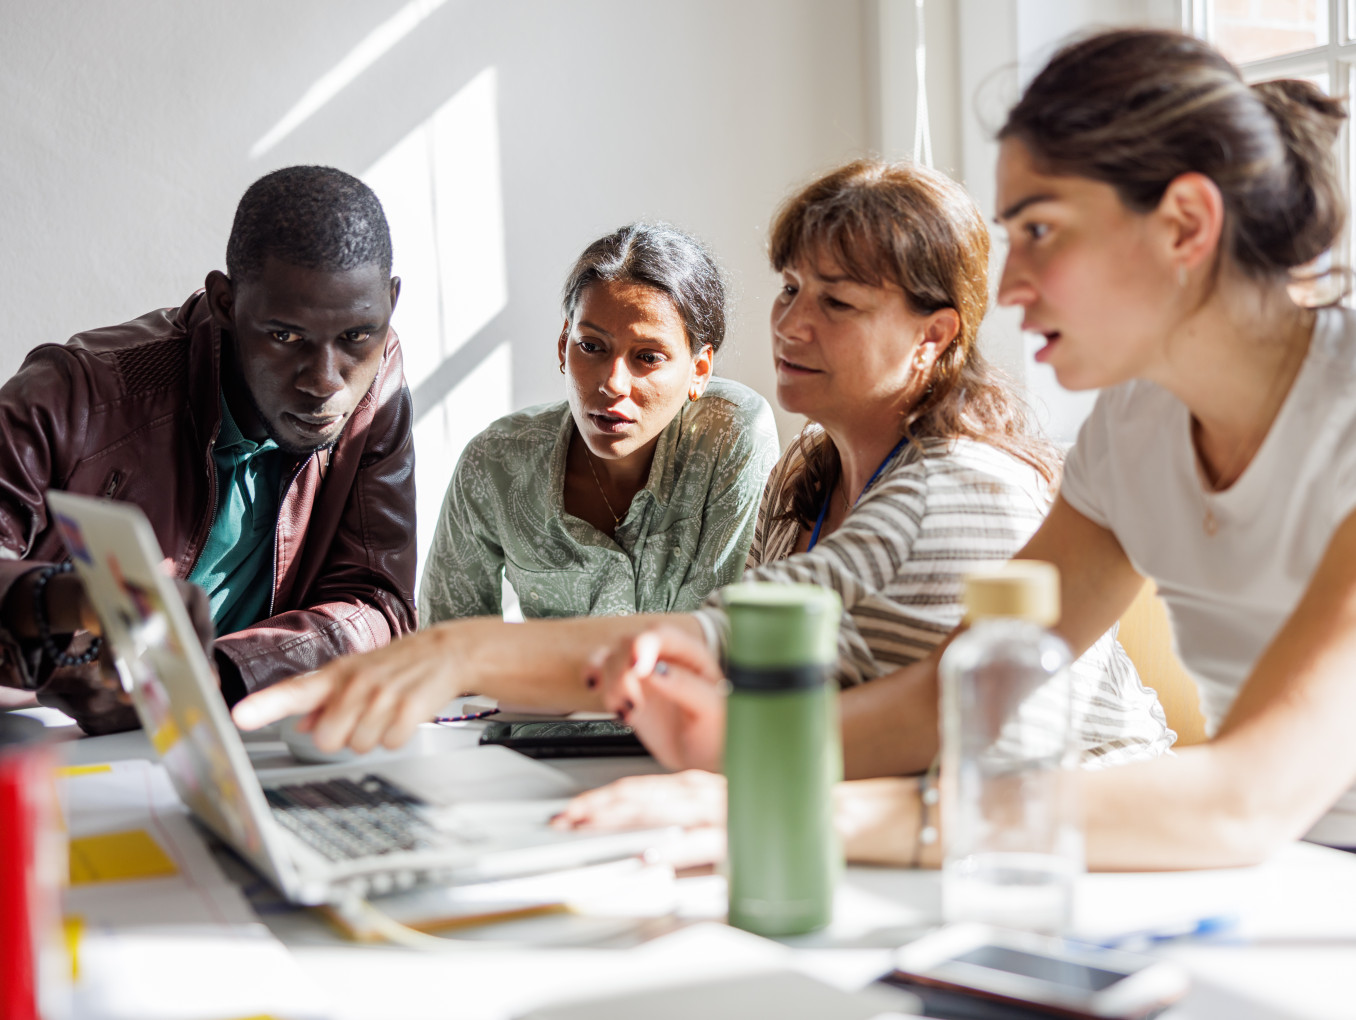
<box><xmin>1305</xmin><ymin>69</ymin><xmax>1331</xmax><ymax>90</ymax></box>
<box><xmin>1209</xmin><ymin>0</ymin><xmax>1328</xmax><ymax>64</ymax></box>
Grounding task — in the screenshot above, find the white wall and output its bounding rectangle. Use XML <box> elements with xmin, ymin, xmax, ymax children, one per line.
<box><xmin>1</xmin><ymin>0</ymin><xmax>868</xmax><ymax>570</ymax></box>
<box><xmin>1</xmin><ymin>0</ymin><xmax>1181</xmax><ymax>574</ymax></box>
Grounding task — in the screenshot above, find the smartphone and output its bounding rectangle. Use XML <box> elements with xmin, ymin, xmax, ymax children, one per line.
<box><xmin>477</xmin><ymin>720</ymin><xmax>647</xmax><ymax>758</ymax></box>
<box><xmin>884</xmin><ymin>924</ymin><xmax>1190</xmax><ymax>1020</ymax></box>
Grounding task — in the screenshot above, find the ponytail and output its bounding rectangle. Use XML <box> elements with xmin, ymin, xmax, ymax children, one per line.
<box><xmin>1246</xmin><ymin>78</ymin><xmax>1346</xmax><ymax>273</ymax></box>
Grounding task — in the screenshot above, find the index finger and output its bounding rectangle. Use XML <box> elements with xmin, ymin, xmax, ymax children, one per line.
<box><xmin>231</xmin><ymin>670</ymin><xmax>337</xmax><ymax>730</ymax></box>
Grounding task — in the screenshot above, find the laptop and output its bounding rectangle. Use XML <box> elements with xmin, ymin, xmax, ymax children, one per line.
<box><xmin>46</xmin><ymin>490</ymin><xmax>669</xmax><ymax>906</ymax></box>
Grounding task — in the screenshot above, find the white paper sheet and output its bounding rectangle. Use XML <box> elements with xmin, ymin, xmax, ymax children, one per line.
<box><xmin>60</xmin><ymin>759</ymin><xmax>332</xmax><ymax>1020</ymax></box>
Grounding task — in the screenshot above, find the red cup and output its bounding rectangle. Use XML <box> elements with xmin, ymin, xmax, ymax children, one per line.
<box><xmin>0</xmin><ymin>713</ymin><xmax>67</xmax><ymax>1020</ymax></box>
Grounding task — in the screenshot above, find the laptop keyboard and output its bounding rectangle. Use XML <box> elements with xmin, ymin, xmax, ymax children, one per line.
<box><xmin>265</xmin><ymin>775</ymin><xmax>439</xmax><ymax>863</ymax></box>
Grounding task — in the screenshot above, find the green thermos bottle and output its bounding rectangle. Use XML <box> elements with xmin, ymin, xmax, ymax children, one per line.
<box><xmin>723</xmin><ymin>582</ymin><xmax>843</xmax><ymax>936</ymax></box>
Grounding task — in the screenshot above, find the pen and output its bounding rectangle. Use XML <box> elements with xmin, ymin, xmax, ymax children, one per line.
<box><xmin>1095</xmin><ymin>913</ymin><xmax>1238</xmax><ymax>950</ymax></box>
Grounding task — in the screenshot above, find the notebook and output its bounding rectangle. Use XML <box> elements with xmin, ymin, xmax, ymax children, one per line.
<box><xmin>46</xmin><ymin>490</ymin><xmax>669</xmax><ymax>906</ymax></box>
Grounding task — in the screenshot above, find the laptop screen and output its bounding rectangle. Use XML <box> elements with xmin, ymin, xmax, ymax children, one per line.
<box><xmin>47</xmin><ymin>492</ymin><xmax>287</xmax><ymax>884</ymax></box>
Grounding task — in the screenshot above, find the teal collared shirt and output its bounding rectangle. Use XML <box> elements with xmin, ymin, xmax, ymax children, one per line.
<box><xmin>188</xmin><ymin>393</ymin><xmax>285</xmax><ymax>635</ymax></box>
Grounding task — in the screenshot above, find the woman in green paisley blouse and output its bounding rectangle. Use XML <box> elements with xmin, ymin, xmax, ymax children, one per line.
<box><xmin>419</xmin><ymin>223</ymin><xmax>779</xmax><ymax>622</ymax></box>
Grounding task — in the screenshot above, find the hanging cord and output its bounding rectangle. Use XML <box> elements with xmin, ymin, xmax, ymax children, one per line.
<box><xmin>912</xmin><ymin>0</ymin><xmax>933</xmax><ymax>167</ymax></box>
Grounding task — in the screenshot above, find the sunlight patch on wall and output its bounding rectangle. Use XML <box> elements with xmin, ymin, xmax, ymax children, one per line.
<box><xmin>250</xmin><ymin>0</ymin><xmax>451</xmax><ymax>159</ymax></box>
<box><xmin>363</xmin><ymin>66</ymin><xmax>511</xmax><ymax>580</ymax></box>
<box><xmin>426</xmin><ymin>67</ymin><xmax>510</xmax><ymax>360</ymax></box>
<box><xmin>410</xmin><ymin>342</ymin><xmax>512</xmax><ymax>594</ymax></box>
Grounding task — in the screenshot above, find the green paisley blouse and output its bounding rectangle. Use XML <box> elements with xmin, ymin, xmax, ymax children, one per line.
<box><xmin>419</xmin><ymin>377</ymin><xmax>779</xmax><ymax>621</ymax></box>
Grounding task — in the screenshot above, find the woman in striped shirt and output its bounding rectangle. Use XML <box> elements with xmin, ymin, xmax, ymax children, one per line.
<box><xmin>682</xmin><ymin>159</ymin><xmax>1169</xmax><ymax>773</ymax></box>
<box><xmin>233</xmin><ymin>160</ymin><xmax>1170</xmax><ymax>769</ymax></box>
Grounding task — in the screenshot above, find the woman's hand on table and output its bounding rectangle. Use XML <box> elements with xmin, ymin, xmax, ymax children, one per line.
<box><xmin>587</xmin><ymin>625</ymin><xmax>728</xmax><ymax>772</ymax></box>
<box><xmin>552</xmin><ymin>769</ymin><xmax>727</xmax><ymax>830</ymax></box>
<box><xmin>230</xmin><ymin>627</ymin><xmax>461</xmax><ymax>753</ymax></box>
<box><xmin>554</xmin><ymin>771</ymin><xmax>937</xmax><ymax>870</ymax></box>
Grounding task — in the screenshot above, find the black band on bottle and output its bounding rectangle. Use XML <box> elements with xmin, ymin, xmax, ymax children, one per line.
<box><xmin>727</xmin><ymin>661</ymin><xmax>832</xmax><ymax>692</ymax></box>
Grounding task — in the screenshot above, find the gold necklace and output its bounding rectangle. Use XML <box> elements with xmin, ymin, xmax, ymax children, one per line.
<box><xmin>1193</xmin><ymin>314</ymin><xmax>1310</xmax><ymax>536</ymax></box>
<box><xmin>584</xmin><ymin>449</ymin><xmax>623</xmax><ymax>530</ymax></box>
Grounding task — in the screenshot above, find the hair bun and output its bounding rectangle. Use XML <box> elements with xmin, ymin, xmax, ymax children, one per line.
<box><xmin>1250</xmin><ymin>78</ymin><xmax>1345</xmax><ymax>148</ymax></box>
<box><xmin>1248</xmin><ymin>79</ymin><xmax>1347</xmax><ymax>269</ymax></box>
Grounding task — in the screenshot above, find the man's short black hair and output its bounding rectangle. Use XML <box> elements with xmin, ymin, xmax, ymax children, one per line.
<box><xmin>225</xmin><ymin>166</ymin><xmax>393</xmax><ymax>281</ymax></box>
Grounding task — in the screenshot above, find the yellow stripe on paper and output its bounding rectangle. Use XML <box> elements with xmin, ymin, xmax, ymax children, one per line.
<box><xmin>69</xmin><ymin>829</ymin><xmax>178</xmax><ymax>885</ymax></box>
<box><xmin>63</xmin><ymin>915</ymin><xmax>83</xmax><ymax>980</ymax></box>
<box><xmin>58</xmin><ymin>764</ymin><xmax>112</xmax><ymax>777</ymax></box>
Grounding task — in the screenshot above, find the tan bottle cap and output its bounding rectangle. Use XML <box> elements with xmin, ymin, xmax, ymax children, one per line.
<box><xmin>963</xmin><ymin>560</ymin><xmax>1061</xmax><ymax>626</ymax></box>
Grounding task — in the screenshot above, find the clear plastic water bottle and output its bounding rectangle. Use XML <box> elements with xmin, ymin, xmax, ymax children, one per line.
<box><xmin>939</xmin><ymin>560</ymin><xmax>1082</xmax><ymax>935</ymax></box>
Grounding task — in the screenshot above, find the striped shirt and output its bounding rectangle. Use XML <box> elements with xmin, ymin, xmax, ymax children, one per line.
<box><xmin>697</xmin><ymin>432</ymin><xmax>1174</xmax><ymax>768</ymax></box>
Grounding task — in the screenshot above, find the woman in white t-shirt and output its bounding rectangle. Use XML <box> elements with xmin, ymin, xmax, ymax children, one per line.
<box><xmin>559</xmin><ymin>29</ymin><xmax>1356</xmax><ymax>866</ymax></box>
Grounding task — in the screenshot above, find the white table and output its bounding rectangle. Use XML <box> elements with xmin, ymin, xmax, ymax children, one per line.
<box><xmin>43</xmin><ymin>713</ymin><xmax>1356</xmax><ymax>1020</ymax></box>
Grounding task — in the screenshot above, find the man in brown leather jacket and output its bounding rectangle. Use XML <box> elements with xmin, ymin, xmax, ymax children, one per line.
<box><xmin>0</xmin><ymin>166</ymin><xmax>417</xmax><ymax>734</ymax></box>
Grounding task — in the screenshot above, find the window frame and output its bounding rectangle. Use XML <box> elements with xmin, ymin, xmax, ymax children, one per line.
<box><xmin>1183</xmin><ymin>0</ymin><xmax>1354</xmax><ymax>294</ymax></box>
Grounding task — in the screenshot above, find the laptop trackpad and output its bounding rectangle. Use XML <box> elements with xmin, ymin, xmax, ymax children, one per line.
<box><xmin>361</xmin><ymin>746</ymin><xmax>581</xmax><ymax>806</ymax></box>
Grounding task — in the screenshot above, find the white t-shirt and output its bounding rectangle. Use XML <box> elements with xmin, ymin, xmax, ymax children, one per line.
<box><xmin>1061</xmin><ymin>305</ymin><xmax>1356</xmax><ymax>846</ymax></box>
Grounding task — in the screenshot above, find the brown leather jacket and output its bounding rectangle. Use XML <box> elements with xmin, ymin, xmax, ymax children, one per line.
<box><xmin>0</xmin><ymin>292</ymin><xmax>417</xmax><ymax>732</ymax></box>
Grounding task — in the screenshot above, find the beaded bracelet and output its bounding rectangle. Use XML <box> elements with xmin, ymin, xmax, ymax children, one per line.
<box><xmin>32</xmin><ymin>562</ymin><xmax>102</xmax><ymax>668</ymax></box>
<box><xmin>911</xmin><ymin>755</ymin><xmax>940</xmax><ymax>869</ymax></box>
<box><xmin>432</xmin><ymin>708</ymin><xmax>500</xmax><ymax>724</ymax></box>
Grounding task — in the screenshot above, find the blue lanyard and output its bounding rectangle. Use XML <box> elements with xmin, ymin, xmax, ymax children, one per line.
<box><xmin>807</xmin><ymin>434</ymin><xmax>911</xmax><ymax>551</ymax></box>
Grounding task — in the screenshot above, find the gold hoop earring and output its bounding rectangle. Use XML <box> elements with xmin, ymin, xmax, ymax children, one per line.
<box><xmin>559</xmin><ymin>362</ymin><xmax>565</xmax><ymax>375</ymax></box>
